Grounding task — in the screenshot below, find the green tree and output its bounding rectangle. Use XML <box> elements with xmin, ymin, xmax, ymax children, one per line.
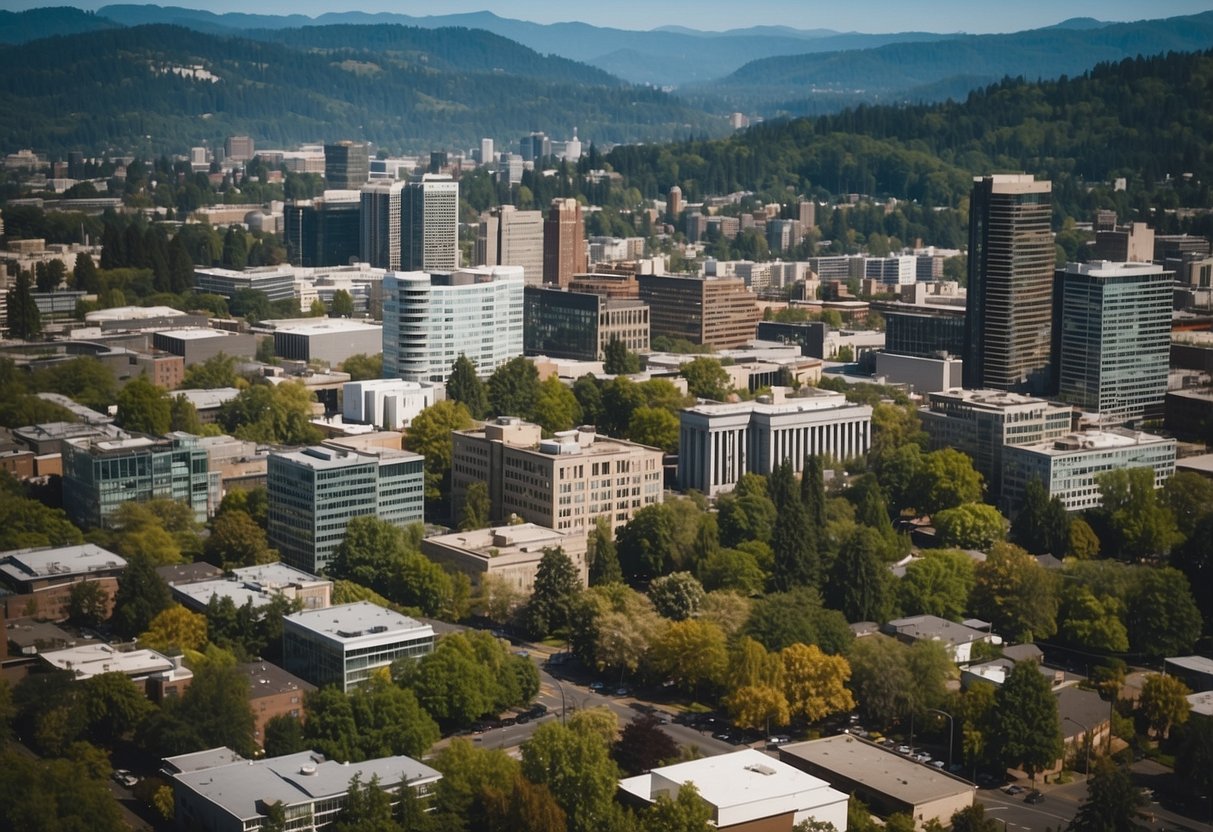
<box><xmin>1175</xmin><ymin>717</ymin><xmax>1213</xmax><ymax>800</ymax></box>
<box><xmin>847</xmin><ymin>636</ymin><xmax>949</xmax><ymax>729</ymax></box>
<box><xmin>141</xmin><ymin>663</ymin><xmax>257</xmax><ymax>757</ymax></box>
<box><xmin>329</xmin><ymin>289</ymin><xmax>355</xmax><ymax>318</ymax></box>
<box><xmin>626</xmin><ymin>406</ymin><xmax>679</xmax><ymax>453</ymax></box>
<box><xmin>744</xmin><ymin>587</ymin><xmax>853</xmax><ymax>654</ymax></box>
<box><xmin>717</xmin><ymin>485</ymin><xmax>777</xmax><ymax>547</ymax></box>
<box><xmin>340</xmin><ymin>353</ymin><xmax>383</xmax><ymax>382</ymax></box>
<box><xmin>825</xmin><ymin>526</ymin><xmax>892</xmax><ymax>623</ymax></box>
<box><xmin>1069</xmin><ymin>756</ymin><xmax>1147</xmax><ymax>832</ymax></box>
<box><xmin>73</xmin><ymin>250</ymin><xmax>99</xmax><ymax>292</ymax></box>
<box><xmin>68</xmin><ymin>580</ymin><xmax>110</xmax><ymax>627</ymax></box>
<box><xmin>782</xmin><ymin>642</ymin><xmax>855</xmax><ymax>722</ymax></box>
<box><xmin>487</xmin><ymin>356</ymin><xmax>540</xmax><ymax>419</ymax></box>
<box><xmin>1171</xmin><ymin>511</ymin><xmax>1212</xmax><ymax>633</ymax></box>
<box><xmin>115</xmin><ymin>376</ymin><xmax>172</xmax><ymax>435</ymax></box>
<box><xmin>603</xmin><ymin>336</ymin><xmax>642</xmax><ymax>375</ymax></box>
<box><xmin>521</xmin><ymin>720</ymin><xmax>621</xmax><ymax>832</ymax></box>
<box><xmin>0</xmin><ymin>750</ymin><xmax>127</xmax><ymax>832</ymax></box>
<box><xmin>406</xmin><ymin>400</ymin><xmax>474</xmax><ymax>506</ymax></box>
<box><xmin>331</xmin><ymin>773</ymin><xmax>398</xmax><ymax>832</ymax></box>
<box><xmin>1125</xmin><ymin>567</ymin><xmax>1202</xmax><ymax>657</ymax></box>
<box><xmin>204</xmin><ymin>509</ymin><xmax>275</xmax><ymax>569</ymax></box>
<box><xmin>993</xmin><ymin>660</ymin><xmax>1062</xmax><ymax>785</ymax></box>
<box><xmin>263</xmin><ymin>714</ymin><xmax>307</xmax><ymax>758</ymax></box>
<box><xmin>533</xmin><ymin>375</ymin><xmax>581</xmax><ymax>434</ymax></box>
<box><xmin>1010</xmin><ymin>479</ymin><xmax>1072</xmax><ymax>555</ymax></box>
<box><xmin>572</xmin><ymin>375</ymin><xmax>603</xmax><ymax>426</ymax></box>
<box><xmin>111</xmin><ymin>553</ymin><xmax>172</xmax><ymax>639</ymax></box>
<box><xmin>221</xmin><ymin>225</ymin><xmax>249</xmax><ymax>270</ymax></box>
<box><xmin>80</xmin><ymin>672</ymin><xmax>154</xmax><ymax>744</ymax></box>
<box><xmin>167</xmin><ymin>234</ymin><xmax>195</xmax><ymax>293</ymax></box>
<box><xmin>458</xmin><ymin>481</ymin><xmax>491</xmax><ymax>531</ymax></box>
<box><xmin>647</xmin><ymin>618</ymin><xmax>728</xmax><ymax>696</ymax></box>
<box><xmin>182</xmin><ymin>353</ymin><xmax>240</xmax><ymax>389</ymax></box>
<box><xmin>641</xmin><ymin>782</ymin><xmax>713</xmax><ymax>832</ymax></box>
<box><xmin>971</xmin><ymin>543</ymin><xmax>1058</xmax><ymax>642</ymax></box>
<box><xmin>948</xmin><ymin>804</ymin><xmax>1000</xmax><ymax>832</ymax></box>
<box><xmin>770</xmin><ymin>462</ymin><xmax>819</xmax><ymax>590</ymax></box>
<box><xmin>1058</xmin><ymin>585</ymin><xmax>1129</xmax><ymax>653</ymax></box>
<box><xmin>1094</xmin><ymin>467</ymin><xmax>1180</xmax><ymax>560</ymax></box>
<box><xmin>1068</xmin><ymin>516</ymin><xmax>1102</xmax><ymax>559</ymax></box>
<box><xmin>898</xmin><ymin>548</ymin><xmax>975</xmax><ymax>620</ymax></box>
<box><xmin>648</xmin><ymin>571</ymin><xmax>705</xmax><ymax>621</ymax></box>
<box><xmin>1138</xmin><ymin>672</ymin><xmax>1191</xmax><ymax>740</ymax></box>
<box><xmin>524</xmin><ymin>547</ymin><xmax>582</xmax><ymax>638</ymax></box>
<box><xmin>447</xmin><ymin>354</ymin><xmax>489</xmax><ymax>420</ymax></box>
<box><xmin>1161</xmin><ymin>470</ymin><xmax>1213</xmax><ymax>540</ymax></box>
<box><xmin>169</xmin><ymin>394</ymin><xmax>204</xmax><ymax>433</ymax></box>
<box><xmin>680</xmin><ymin>357</ymin><xmax>731</xmax><ymax>400</ymax></box>
<box><xmin>6</xmin><ymin>271</ymin><xmax>41</xmax><ymax>340</ymax></box>
<box><xmin>699</xmin><ymin>547</ymin><xmax>766</xmax><ymax>595</ymax></box>
<box><xmin>934</xmin><ymin>503</ymin><xmax>1008</xmax><ymax>550</ymax></box>
<box><xmin>588</xmin><ymin>516</ymin><xmax>623</xmax><ymax>586</ymax></box>
<box><xmin>915</xmin><ymin>449</ymin><xmax>984</xmax><ymax>515</ymax></box>
<box><xmin>617</xmin><ymin>504</ymin><xmax>673</xmax><ymax>582</ymax></box>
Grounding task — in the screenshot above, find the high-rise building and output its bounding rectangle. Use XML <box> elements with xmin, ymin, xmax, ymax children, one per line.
<box><xmin>962</xmin><ymin>174</ymin><xmax>1055</xmax><ymax>395</ymax></box>
<box><xmin>638</xmin><ymin>274</ymin><xmax>759</xmax><ymax>349</ymax></box>
<box><xmin>403</xmin><ymin>175</ymin><xmax>459</xmax><ymax>272</ymax></box>
<box><xmin>543</xmin><ymin>198</ymin><xmax>587</xmax><ymax>288</ymax></box>
<box><xmin>360</xmin><ymin>181</ymin><xmax>406</xmax><ymax>270</ymax></box>
<box><xmin>523</xmin><ymin>285</ymin><xmax>649</xmax><ymax>361</ymax></box>
<box><xmin>667</xmin><ymin>186</ymin><xmax>682</xmax><ymax>219</ymax></box>
<box><xmin>324</xmin><ymin>141</ymin><xmax>369</xmax><ymax>190</ymax></box>
<box><xmin>475</xmin><ymin>206</ymin><xmax>545</xmax><ymax>286</ymax></box>
<box><xmin>284</xmin><ymin>191</ymin><xmax>361</xmax><ymax>267</ymax></box>
<box><xmin>479</xmin><ymin>138</ymin><xmax>494</xmax><ymax>166</ymax></box>
<box><xmin>1056</xmin><ymin>261</ymin><xmax>1172</xmax><ymax>426</ymax></box>
<box><xmin>451</xmin><ymin>420</ymin><xmax>663</xmax><ymax>534</ymax></box>
<box><xmin>267</xmin><ymin>445</ymin><xmax>424</xmax><ymax>574</ymax></box>
<box><xmin>382</xmin><ymin>267</ymin><xmax>524</xmax><ymax>383</ymax></box>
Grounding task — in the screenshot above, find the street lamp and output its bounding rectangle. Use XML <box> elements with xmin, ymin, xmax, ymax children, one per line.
<box><xmin>1063</xmin><ymin>716</ymin><xmax>1092</xmax><ymax>776</ymax></box>
<box><xmin>551</xmin><ymin>675</ymin><xmax>568</xmax><ymax>725</ymax></box>
<box><xmin>927</xmin><ymin>707</ymin><xmax>955</xmax><ymax>772</ymax></box>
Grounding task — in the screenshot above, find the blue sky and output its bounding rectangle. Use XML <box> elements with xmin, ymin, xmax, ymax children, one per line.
<box><xmin>41</xmin><ymin>1</ymin><xmax>1213</xmax><ymax>33</ymax></box>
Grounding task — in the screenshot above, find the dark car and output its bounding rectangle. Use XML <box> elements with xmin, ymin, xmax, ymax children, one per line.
<box><xmin>1025</xmin><ymin>790</ymin><xmax>1045</xmax><ymax>805</ymax></box>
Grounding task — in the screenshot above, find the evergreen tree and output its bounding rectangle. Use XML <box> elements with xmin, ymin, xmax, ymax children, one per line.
<box><xmin>6</xmin><ymin>271</ymin><xmax>41</xmax><ymax>340</ymax></box>
<box><xmin>167</xmin><ymin>234</ymin><xmax>195</xmax><ymax>294</ymax></box>
<box><xmin>588</xmin><ymin>516</ymin><xmax>623</xmax><ymax>585</ymax></box>
<box><xmin>100</xmin><ymin>221</ymin><xmax>125</xmax><ymax>269</ymax></box>
<box><xmin>826</xmin><ymin>527</ymin><xmax>892</xmax><ymax>622</ymax></box>
<box><xmin>222</xmin><ymin>226</ymin><xmax>248</xmax><ymax>270</ymax></box>
<box><xmin>487</xmin><ymin>356</ymin><xmax>539</xmax><ymax>420</ymax></box>
<box><xmin>1069</xmin><ymin>757</ymin><xmax>1147</xmax><ymax>832</ymax></box>
<box><xmin>458</xmin><ymin>481</ymin><xmax>491</xmax><ymax>531</ymax></box>
<box><xmin>993</xmin><ymin>660</ymin><xmax>1063</xmax><ymax>785</ymax></box>
<box><xmin>524</xmin><ymin>547</ymin><xmax>581</xmax><ymax>638</ymax></box>
<box><xmin>447</xmin><ymin>354</ymin><xmax>489</xmax><ymax>420</ymax></box>
<box><xmin>111</xmin><ymin>553</ymin><xmax>172</xmax><ymax>639</ymax></box>
<box><xmin>73</xmin><ymin>251</ymin><xmax>99</xmax><ymax>292</ymax></box>
<box><xmin>144</xmin><ymin>225</ymin><xmax>171</xmax><ymax>292</ymax></box>
<box><xmin>123</xmin><ymin>222</ymin><xmax>147</xmax><ymax>269</ymax></box>
<box><xmin>771</xmin><ymin>460</ymin><xmax>818</xmax><ymax>590</ymax></box>
<box><xmin>1010</xmin><ymin>478</ymin><xmax>1071</xmax><ymax>555</ymax></box>
<box><xmin>603</xmin><ymin>336</ymin><xmax>641</xmax><ymax>375</ymax></box>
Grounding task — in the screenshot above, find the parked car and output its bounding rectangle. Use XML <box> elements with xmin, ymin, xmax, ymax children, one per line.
<box><xmin>930</xmin><ymin>760</ymin><xmax>946</xmax><ymax>769</ymax></box>
<box><xmin>589</xmin><ymin>681</ymin><xmax>605</xmax><ymax>692</ymax></box>
<box><xmin>897</xmin><ymin>745</ymin><xmax>912</xmax><ymax>754</ymax></box>
<box><xmin>767</xmin><ymin>735</ymin><xmax>791</xmax><ymax>746</ymax></box>
<box><xmin>614</xmin><ymin>686</ymin><xmax>630</xmax><ymax>697</ymax></box>
<box><xmin>1025</xmin><ymin>790</ymin><xmax>1046</xmax><ymax>804</ymax></box>
<box><xmin>911</xmin><ymin>752</ymin><xmax>931</xmax><ymax>763</ymax></box>
<box><xmin>1003</xmin><ymin>785</ymin><xmax>1025</xmax><ymax>795</ymax></box>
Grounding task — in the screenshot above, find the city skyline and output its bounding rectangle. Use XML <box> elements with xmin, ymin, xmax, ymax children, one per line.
<box><xmin>25</xmin><ymin>0</ymin><xmax>1213</xmax><ymax>35</ymax></box>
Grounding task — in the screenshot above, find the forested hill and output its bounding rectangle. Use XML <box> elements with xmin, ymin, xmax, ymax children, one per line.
<box><xmin>606</xmin><ymin>49</ymin><xmax>1213</xmax><ymax>218</ymax></box>
<box><xmin>0</xmin><ymin>24</ymin><xmax>723</xmax><ymax>156</ymax></box>
<box><xmin>703</xmin><ymin>11</ymin><xmax>1213</xmax><ymax>115</ymax></box>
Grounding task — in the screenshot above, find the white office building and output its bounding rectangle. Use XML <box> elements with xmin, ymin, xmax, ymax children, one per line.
<box><xmin>1001</xmin><ymin>428</ymin><xmax>1176</xmax><ymax>514</ymax></box>
<box><xmin>342</xmin><ymin>379</ymin><xmax>442</xmax><ymax>430</ymax></box>
<box><xmin>382</xmin><ymin>266</ymin><xmax>524</xmax><ymax>383</ymax></box>
<box><xmin>282</xmin><ymin>602</ymin><xmax>435</xmax><ymax>691</ymax></box>
<box><xmin>404</xmin><ymin>174</ymin><xmax>459</xmax><ymax>272</ymax></box>
<box><xmin>679</xmin><ymin>388</ymin><xmax>872</xmax><ymax>496</ymax></box>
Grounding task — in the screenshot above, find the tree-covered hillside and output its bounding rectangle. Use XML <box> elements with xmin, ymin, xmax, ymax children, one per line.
<box><xmin>608</xmin><ymin>49</ymin><xmax>1213</xmax><ymax>221</ymax></box>
<box><xmin>0</xmin><ymin>24</ymin><xmax>725</xmax><ymax>156</ymax></box>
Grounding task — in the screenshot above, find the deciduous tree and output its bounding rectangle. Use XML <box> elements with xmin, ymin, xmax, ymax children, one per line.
<box><xmin>487</xmin><ymin>356</ymin><xmax>540</xmax><ymax>419</ymax></box>
<box><xmin>1138</xmin><ymin>673</ymin><xmax>1191</xmax><ymax>740</ymax></box>
<box><xmin>782</xmin><ymin>643</ymin><xmax>855</xmax><ymax>722</ymax></box>
<box><xmin>1069</xmin><ymin>756</ymin><xmax>1147</xmax><ymax>832</ymax></box>
<box><xmin>406</xmin><ymin>400</ymin><xmax>474</xmax><ymax>506</ymax></box>
<box><xmin>898</xmin><ymin>548</ymin><xmax>975</xmax><ymax>621</ymax></box>
<box><xmin>533</xmin><ymin>375</ymin><xmax>581</xmax><ymax>434</ymax></box>
<box><xmin>648</xmin><ymin>571</ymin><xmax>705</xmax><ymax>621</ymax></box>
<box><xmin>521</xmin><ymin>720</ymin><xmax>621</xmax><ymax>832</ymax></box>
<box><xmin>971</xmin><ymin>543</ymin><xmax>1058</xmax><ymax>642</ymax></box>
<box><xmin>614</xmin><ymin>713</ymin><xmax>678</xmax><ymax>776</ymax></box>
<box><xmin>933</xmin><ymin>503</ymin><xmax>1007</xmax><ymax>550</ymax></box>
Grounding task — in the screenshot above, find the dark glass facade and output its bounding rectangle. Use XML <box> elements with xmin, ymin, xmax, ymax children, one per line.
<box><xmin>524</xmin><ymin>286</ymin><xmax>598</xmax><ymax>360</ymax></box>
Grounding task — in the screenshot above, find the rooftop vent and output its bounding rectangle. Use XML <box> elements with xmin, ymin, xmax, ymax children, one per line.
<box><xmin>745</xmin><ymin>763</ymin><xmax>777</xmax><ymax>776</ymax></box>
<box><xmin>299</xmin><ymin>765</ymin><xmax>317</xmax><ymax>776</ymax></box>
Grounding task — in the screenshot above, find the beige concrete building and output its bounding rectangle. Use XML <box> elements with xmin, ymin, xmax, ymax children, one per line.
<box><xmin>780</xmin><ymin>736</ymin><xmax>974</xmax><ymax>830</ymax></box>
<box><xmin>451</xmin><ymin>419</ymin><xmax>663</xmax><ymax>534</ymax></box>
<box><xmin>420</xmin><ymin>523</ymin><xmax>588</xmax><ymax>595</ymax></box>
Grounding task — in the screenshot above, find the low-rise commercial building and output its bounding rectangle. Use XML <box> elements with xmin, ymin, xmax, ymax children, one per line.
<box><xmin>780</xmin><ymin>736</ymin><xmax>975</xmax><ymax>830</ymax></box>
<box><xmin>152</xmin><ymin>328</ymin><xmax>257</xmax><ymax>365</ymax></box>
<box><xmin>171</xmin><ymin>563</ymin><xmax>333</xmax><ymax>614</ymax></box>
<box><xmin>170</xmin><ymin>747</ymin><xmax>440</xmax><ymax>832</ymax></box>
<box><xmin>678</xmin><ymin>388</ymin><xmax>872</xmax><ymax>497</ymax></box>
<box><xmin>639</xmin><ymin>274</ymin><xmax>759</xmax><ymax>349</ymax></box>
<box><xmin>882</xmin><ymin>616</ymin><xmax>993</xmax><ymax>664</ymax></box>
<box><xmin>234</xmin><ymin>662</ymin><xmax>315</xmax><ymax>749</ymax></box>
<box><xmin>193</xmin><ymin>266</ymin><xmax>297</xmax><ymax>303</ymax></box>
<box><xmin>265</xmin><ymin>318</ymin><xmax>382</xmax><ymax>366</ymax></box>
<box><xmin>920</xmin><ymin>388</ymin><xmax>1073</xmax><ymax>499</ymax></box>
<box><xmin>1001</xmin><ymin>428</ymin><xmax>1176</xmax><ymax>514</ymax></box>
<box><xmin>282</xmin><ymin>602</ymin><xmax>434</xmax><ymax>691</ymax></box>
<box><xmin>0</xmin><ymin>543</ymin><xmax>126</xmax><ymax>622</ymax></box>
<box><xmin>451</xmin><ymin>419</ymin><xmax>663</xmax><ymax>534</ymax></box>
<box><xmin>421</xmin><ymin>523</ymin><xmax>588</xmax><ymax>596</ymax></box>
<box><xmin>619</xmin><ymin>748</ymin><xmax>849</xmax><ymax>832</ymax></box>
<box><xmin>523</xmin><ymin>286</ymin><xmax>649</xmax><ymax>360</ymax></box>
<box><xmin>62</xmin><ymin>433</ymin><xmax>220</xmax><ymax>528</ymax></box>
<box><xmin>342</xmin><ymin>379</ymin><xmax>441</xmax><ymax>431</ymax></box>
<box><xmin>40</xmin><ymin>643</ymin><xmax>194</xmax><ymax>700</ymax></box>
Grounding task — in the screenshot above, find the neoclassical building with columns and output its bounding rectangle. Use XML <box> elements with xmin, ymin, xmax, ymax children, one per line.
<box><xmin>678</xmin><ymin>388</ymin><xmax>872</xmax><ymax>496</ymax></box>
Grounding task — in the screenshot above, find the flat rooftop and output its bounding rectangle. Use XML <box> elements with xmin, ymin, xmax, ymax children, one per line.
<box><xmin>40</xmin><ymin>643</ymin><xmax>185</xmax><ymax>680</ymax></box>
<box><xmin>930</xmin><ymin>388</ymin><xmax>1060</xmax><ymax>409</ymax></box>
<box><xmin>175</xmin><ymin>388</ymin><xmax>241</xmax><ymax>410</ymax></box>
<box><xmin>781</xmin><ymin>736</ymin><xmax>974</xmax><ymax>804</ymax></box>
<box><xmin>156</xmin><ymin>327</ymin><xmax>239</xmax><ymax>341</ymax></box>
<box><xmin>284</xmin><ymin>602</ymin><xmax>432</xmax><ymax>642</ymax></box>
<box><xmin>265</xmin><ymin>318</ymin><xmax>381</xmax><ymax>335</ymax></box>
<box><xmin>884</xmin><ymin>615</ymin><xmax>988</xmax><ymax>647</ymax></box>
<box><xmin>173</xmin><ymin>749</ymin><xmax>440</xmax><ymax>820</ymax></box>
<box><xmin>0</xmin><ymin>543</ymin><xmax>126</xmax><ymax>582</ymax></box>
<box><xmin>684</xmin><ymin>388</ymin><xmax>858</xmax><ymax>417</ymax></box>
<box><xmin>620</xmin><ymin>748</ymin><xmax>842</xmax><ymax>809</ymax></box>
<box><xmin>1166</xmin><ymin>655</ymin><xmax>1213</xmax><ymax>674</ymax></box>
<box><xmin>87</xmin><ymin>305</ymin><xmax>187</xmax><ymax>321</ymax></box>
<box><xmin>1020</xmin><ymin>429</ymin><xmax>1172</xmax><ymax>454</ymax></box>
<box><xmin>425</xmin><ymin>523</ymin><xmax>571</xmax><ymax>555</ymax></box>
<box><xmin>235</xmin><ymin>661</ymin><xmax>316</xmax><ymax>699</ymax></box>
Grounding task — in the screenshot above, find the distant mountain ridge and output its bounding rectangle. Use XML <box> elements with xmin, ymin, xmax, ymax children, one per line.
<box><xmin>0</xmin><ymin>22</ymin><xmax>723</xmax><ymax>156</ymax></box>
<box><xmin>710</xmin><ymin>10</ymin><xmax>1213</xmax><ymax>115</ymax></box>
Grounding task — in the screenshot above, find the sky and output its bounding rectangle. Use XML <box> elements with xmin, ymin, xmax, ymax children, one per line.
<box><xmin>36</xmin><ymin>1</ymin><xmax>1213</xmax><ymax>33</ymax></box>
